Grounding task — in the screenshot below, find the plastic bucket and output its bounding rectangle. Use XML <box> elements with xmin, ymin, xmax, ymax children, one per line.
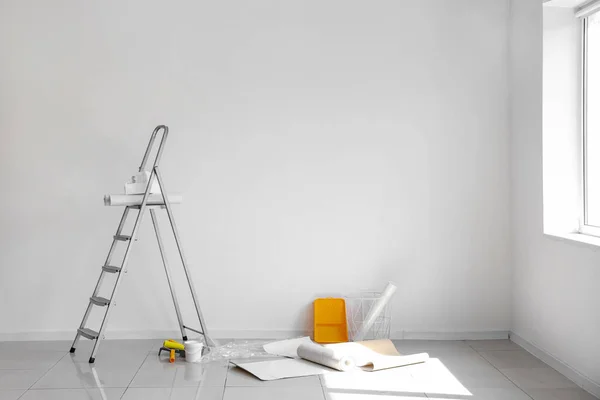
<box><xmin>184</xmin><ymin>340</ymin><xmax>204</xmax><ymax>363</ymax></box>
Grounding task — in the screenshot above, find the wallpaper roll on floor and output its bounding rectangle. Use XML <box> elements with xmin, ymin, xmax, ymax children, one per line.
<box><xmin>103</xmin><ymin>194</ymin><xmax>183</xmax><ymax>206</ymax></box>
<box><xmin>247</xmin><ymin>338</ymin><xmax>429</xmax><ymax>380</ymax></box>
<box><xmin>296</xmin><ymin>342</ymin><xmax>356</xmax><ymax>371</ymax></box>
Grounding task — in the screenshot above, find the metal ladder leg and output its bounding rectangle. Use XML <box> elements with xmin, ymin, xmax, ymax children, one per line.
<box><xmin>154</xmin><ymin>167</ymin><xmax>214</xmax><ymax>346</ymax></box>
<box><xmin>70</xmin><ymin>207</ymin><xmax>131</xmax><ymax>354</ymax></box>
<box><xmin>150</xmin><ymin>208</ymin><xmax>187</xmax><ymax>341</ymax></box>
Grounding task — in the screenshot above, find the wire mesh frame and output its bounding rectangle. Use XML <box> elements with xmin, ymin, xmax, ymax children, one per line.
<box><xmin>345</xmin><ymin>291</ymin><xmax>392</xmax><ymax>341</ymax></box>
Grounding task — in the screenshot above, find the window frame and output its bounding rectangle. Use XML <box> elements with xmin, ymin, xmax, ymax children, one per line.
<box><xmin>580</xmin><ymin>13</ymin><xmax>600</xmax><ymax>237</ymax></box>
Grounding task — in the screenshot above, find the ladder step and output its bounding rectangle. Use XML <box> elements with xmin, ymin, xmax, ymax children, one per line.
<box><xmin>114</xmin><ymin>235</ymin><xmax>131</xmax><ymax>241</ymax></box>
<box><xmin>102</xmin><ymin>265</ymin><xmax>121</xmax><ymax>274</ymax></box>
<box><xmin>90</xmin><ymin>296</ymin><xmax>111</xmax><ymax>307</ymax></box>
<box><xmin>128</xmin><ymin>205</ymin><xmax>165</xmax><ymax>210</ymax></box>
<box><xmin>78</xmin><ymin>328</ymin><xmax>99</xmax><ymax>340</ymax></box>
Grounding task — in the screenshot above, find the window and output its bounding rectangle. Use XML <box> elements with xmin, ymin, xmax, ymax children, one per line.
<box><xmin>582</xmin><ymin>9</ymin><xmax>600</xmax><ymax>235</ymax></box>
<box><xmin>541</xmin><ymin>1</ymin><xmax>600</xmax><ymax>244</ymax></box>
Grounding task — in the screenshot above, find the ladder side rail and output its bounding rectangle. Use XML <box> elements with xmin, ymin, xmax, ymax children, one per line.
<box><xmin>154</xmin><ymin>167</ymin><xmax>214</xmax><ymax>346</ymax></box>
<box><xmin>150</xmin><ymin>208</ymin><xmax>187</xmax><ymax>341</ymax></box>
<box><xmin>139</xmin><ymin>125</ymin><xmax>169</xmax><ymax>172</ymax></box>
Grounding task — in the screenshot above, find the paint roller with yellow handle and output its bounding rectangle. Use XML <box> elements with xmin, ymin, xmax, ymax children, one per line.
<box><xmin>158</xmin><ymin>340</ymin><xmax>185</xmax><ymax>363</ymax></box>
<box><xmin>163</xmin><ymin>339</ymin><xmax>185</xmax><ymax>351</ymax></box>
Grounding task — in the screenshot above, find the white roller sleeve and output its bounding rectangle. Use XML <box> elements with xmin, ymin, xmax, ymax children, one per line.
<box><xmin>296</xmin><ymin>342</ymin><xmax>355</xmax><ymax>371</ymax></box>
<box><xmin>125</xmin><ymin>171</ymin><xmax>161</xmax><ymax>194</ymax></box>
<box><xmin>353</xmin><ymin>282</ymin><xmax>397</xmax><ymax>342</ymax></box>
<box><xmin>104</xmin><ymin>194</ymin><xmax>183</xmax><ymax>206</ymax></box>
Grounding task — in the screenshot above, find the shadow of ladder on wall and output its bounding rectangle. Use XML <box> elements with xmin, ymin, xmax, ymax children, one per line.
<box><xmin>69</xmin><ymin>125</ymin><xmax>213</xmax><ymax>363</ymax></box>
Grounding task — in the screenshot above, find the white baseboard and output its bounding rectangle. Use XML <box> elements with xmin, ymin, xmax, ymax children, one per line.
<box><xmin>0</xmin><ymin>329</ymin><xmax>311</xmax><ymax>342</ymax></box>
<box><xmin>208</xmin><ymin>330</ymin><xmax>309</xmax><ymax>340</ymax></box>
<box><xmin>0</xmin><ymin>331</ymin><xmax>77</xmax><ymax>341</ymax></box>
<box><xmin>399</xmin><ymin>330</ymin><xmax>509</xmax><ymax>340</ymax></box>
<box><xmin>0</xmin><ymin>329</ymin><xmax>508</xmax><ymax>342</ymax></box>
<box><xmin>510</xmin><ymin>332</ymin><xmax>600</xmax><ymax>399</ymax></box>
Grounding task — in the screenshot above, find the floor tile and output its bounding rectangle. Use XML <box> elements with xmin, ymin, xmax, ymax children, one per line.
<box><xmin>19</xmin><ymin>388</ymin><xmax>125</xmax><ymax>400</ymax></box>
<box><xmin>61</xmin><ymin>352</ymin><xmax>146</xmax><ymax>370</ymax></box>
<box><xmin>172</xmin><ymin>386</ymin><xmax>225</xmax><ymax>399</ymax></box>
<box><xmin>122</xmin><ymin>388</ymin><xmax>172</xmax><ymax>400</ymax></box>
<box><xmin>0</xmin><ymin>352</ymin><xmax>65</xmax><ymax>370</ymax></box>
<box><xmin>527</xmin><ymin>388</ymin><xmax>599</xmax><ymax>400</ymax></box>
<box><xmin>128</xmin><ymin>367</ymin><xmax>176</xmax><ymax>388</ymax></box>
<box><xmin>68</xmin><ymin>340</ymin><xmax>158</xmax><ymax>364</ymax></box>
<box><xmin>0</xmin><ymin>390</ymin><xmax>26</xmax><ymax>400</ymax></box>
<box><xmin>466</xmin><ymin>340</ymin><xmax>522</xmax><ymax>351</ymax></box>
<box><xmin>129</xmin><ymin>352</ymin><xmax>228</xmax><ymax>388</ymax></box>
<box><xmin>321</xmin><ymin>367</ymin><xmax>421</xmax><ymax>393</ymax></box>
<box><xmin>0</xmin><ymin>341</ymin><xmax>70</xmax><ymax>353</ymax></box>
<box><xmin>226</xmin><ymin>364</ymin><xmax>322</xmax><ymax>387</ymax></box>
<box><xmin>432</xmin><ymin>352</ymin><xmax>496</xmax><ymax>370</ymax></box>
<box><xmin>134</xmin><ymin>352</ymin><xmax>182</xmax><ymax>372</ymax></box>
<box><xmin>172</xmin><ymin>362</ymin><xmax>228</xmax><ymax>387</ymax></box>
<box><xmin>426</xmin><ymin>387</ymin><xmax>532</xmax><ymax>399</ymax></box>
<box><xmin>437</xmin><ymin>366</ymin><xmax>515</xmax><ymax>389</ymax></box>
<box><xmin>121</xmin><ymin>386</ymin><xmax>224</xmax><ymax>400</ymax></box>
<box><xmin>479</xmin><ymin>350</ymin><xmax>547</xmax><ymax>369</ymax></box>
<box><xmin>416</xmin><ymin>356</ymin><xmax>514</xmax><ymax>389</ymax></box>
<box><xmin>323</xmin><ymin>388</ymin><xmax>426</xmax><ymax>399</ymax></box>
<box><xmin>223</xmin><ymin>386</ymin><xmax>326</xmax><ymax>400</ymax></box>
<box><xmin>0</xmin><ymin>370</ymin><xmax>46</xmax><ymax>389</ymax></box>
<box><xmin>31</xmin><ymin>361</ymin><xmax>139</xmax><ymax>388</ymax></box>
<box><xmin>73</xmin><ymin>339</ymin><xmax>159</xmax><ymax>353</ymax></box>
<box><xmin>501</xmin><ymin>367</ymin><xmax>578</xmax><ymax>389</ymax></box>
<box><xmin>409</xmin><ymin>358</ymin><xmax>512</xmax><ymax>394</ymax></box>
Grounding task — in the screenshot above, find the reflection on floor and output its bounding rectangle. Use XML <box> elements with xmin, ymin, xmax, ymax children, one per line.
<box><xmin>0</xmin><ymin>339</ymin><xmax>596</xmax><ymax>399</ymax></box>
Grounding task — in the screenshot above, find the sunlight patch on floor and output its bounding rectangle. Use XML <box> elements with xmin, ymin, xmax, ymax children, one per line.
<box><xmin>321</xmin><ymin>358</ymin><xmax>472</xmax><ymax>398</ymax></box>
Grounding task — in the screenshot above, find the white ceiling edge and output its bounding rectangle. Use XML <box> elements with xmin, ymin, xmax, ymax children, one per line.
<box><xmin>544</xmin><ymin>0</ymin><xmax>591</xmax><ymax>8</ymax></box>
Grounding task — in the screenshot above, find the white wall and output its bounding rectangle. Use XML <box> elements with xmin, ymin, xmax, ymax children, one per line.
<box><xmin>0</xmin><ymin>0</ymin><xmax>511</xmax><ymax>340</ymax></box>
<box><xmin>510</xmin><ymin>0</ymin><xmax>600</xmax><ymax>391</ymax></box>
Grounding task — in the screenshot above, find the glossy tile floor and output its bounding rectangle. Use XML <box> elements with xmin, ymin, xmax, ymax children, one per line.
<box><xmin>0</xmin><ymin>339</ymin><xmax>596</xmax><ymax>400</ymax></box>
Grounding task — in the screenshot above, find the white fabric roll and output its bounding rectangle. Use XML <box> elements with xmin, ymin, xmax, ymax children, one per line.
<box><xmin>104</xmin><ymin>194</ymin><xmax>183</xmax><ymax>206</ymax></box>
<box><xmin>296</xmin><ymin>342</ymin><xmax>355</xmax><ymax>371</ymax></box>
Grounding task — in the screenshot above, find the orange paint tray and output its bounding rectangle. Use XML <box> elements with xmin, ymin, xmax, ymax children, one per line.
<box><xmin>313</xmin><ymin>298</ymin><xmax>348</xmax><ymax>343</ymax></box>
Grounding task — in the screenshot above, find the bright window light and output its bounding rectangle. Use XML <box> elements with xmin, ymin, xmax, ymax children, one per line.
<box><xmin>320</xmin><ymin>358</ymin><xmax>472</xmax><ymax>398</ymax></box>
<box><xmin>583</xmin><ymin>11</ymin><xmax>600</xmax><ymax>229</ymax></box>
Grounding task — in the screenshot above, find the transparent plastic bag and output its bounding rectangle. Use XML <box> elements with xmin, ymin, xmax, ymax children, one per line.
<box><xmin>197</xmin><ymin>340</ymin><xmax>273</xmax><ymax>363</ymax></box>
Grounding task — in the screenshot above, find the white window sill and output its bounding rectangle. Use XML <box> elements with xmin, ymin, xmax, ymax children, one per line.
<box><xmin>544</xmin><ymin>231</ymin><xmax>600</xmax><ymax>249</ymax></box>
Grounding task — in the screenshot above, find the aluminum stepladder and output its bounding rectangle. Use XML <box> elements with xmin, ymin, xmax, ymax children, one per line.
<box><xmin>70</xmin><ymin>125</ymin><xmax>213</xmax><ymax>363</ymax></box>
